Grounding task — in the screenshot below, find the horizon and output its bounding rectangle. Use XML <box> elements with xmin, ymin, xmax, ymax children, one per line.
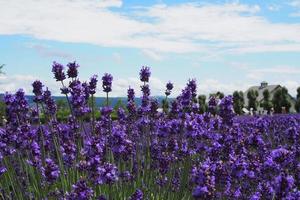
<box><xmin>1</xmin><ymin>0</ymin><xmax>300</xmax><ymax>97</ymax></box>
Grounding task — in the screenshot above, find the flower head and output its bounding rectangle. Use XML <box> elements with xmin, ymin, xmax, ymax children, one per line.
<box><xmin>102</xmin><ymin>73</ymin><xmax>113</xmax><ymax>93</ymax></box>
<box><xmin>67</xmin><ymin>61</ymin><xmax>79</xmax><ymax>78</ymax></box>
<box><xmin>139</xmin><ymin>66</ymin><xmax>151</xmax><ymax>82</ymax></box>
<box><xmin>42</xmin><ymin>158</ymin><xmax>60</xmax><ymax>183</ymax></box>
<box><xmin>165</xmin><ymin>81</ymin><xmax>173</xmax><ymax>96</ymax></box>
<box><xmin>66</xmin><ymin>179</ymin><xmax>94</xmax><ymax>200</ymax></box>
<box><xmin>89</xmin><ymin>75</ymin><xmax>98</xmax><ymax>95</ymax></box>
<box><xmin>129</xmin><ymin>189</ymin><xmax>143</xmax><ymax>200</ymax></box>
<box><xmin>52</xmin><ymin>62</ymin><xmax>66</xmax><ymax>81</ymax></box>
<box><xmin>32</xmin><ymin>80</ymin><xmax>44</xmax><ymax>102</ymax></box>
<box><xmin>127</xmin><ymin>87</ymin><xmax>135</xmax><ymax>101</ymax></box>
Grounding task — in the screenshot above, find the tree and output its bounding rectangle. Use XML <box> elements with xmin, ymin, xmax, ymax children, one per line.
<box><xmin>56</xmin><ymin>99</ymin><xmax>70</xmax><ymax>122</ymax></box>
<box><xmin>247</xmin><ymin>89</ymin><xmax>258</xmax><ymax>111</ymax></box>
<box><xmin>295</xmin><ymin>87</ymin><xmax>300</xmax><ymax>113</ymax></box>
<box><xmin>198</xmin><ymin>95</ymin><xmax>207</xmax><ymax>114</ymax></box>
<box><xmin>56</xmin><ymin>99</ymin><xmax>68</xmax><ymax>110</ymax></box>
<box><xmin>233</xmin><ymin>91</ymin><xmax>244</xmax><ymax>115</ymax></box>
<box><xmin>0</xmin><ymin>64</ymin><xmax>4</xmax><ymax>74</ymax></box>
<box><xmin>272</xmin><ymin>87</ymin><xmax>291</xmax><ymax>113</ymax></box>
<box><xmin>260</xmin><ymin>89</ymin><xmax>272</xmax><ymax>113</ymax></box>
<box><xmin>162</xmin><ymin>99</ymin><xmax>169</xmax><ymax>113</ymax></box>
<box><xmin>216</xmin><ymin>91</ymin><xmax>224</xmax><ymax>99</ymax></box>
<box><xmin>113</xmin><ymin>99</ymin><xmax>126</xmax><ymax>111</ymax></box>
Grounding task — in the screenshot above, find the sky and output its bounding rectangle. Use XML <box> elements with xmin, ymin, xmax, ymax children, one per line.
<box><xmin>0</xmin><ymin>0</ymin><xmax>300</xmax><ymax>97</ymax></box>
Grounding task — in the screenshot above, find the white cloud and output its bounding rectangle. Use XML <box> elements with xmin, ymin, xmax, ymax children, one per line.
<box><xmin>141</xmin><ymin>49</ymin><xmax>163</xmax><ymax>61</ymax></box>
<box><xmin>28</xmin><ymin>43</ymin><xmax>73</xmax><ymax>59</ymax></box>
<box><xmin>0</xmin><ymin>73</ymin><xmax>298</xmax><ymax>98</ymax></box>
<box><xmin>251</xmin><ymin>66</ymin><xmax>300</xmax><ymax>74</ymax></box>
<box><xmin>244</xmin><ymin>65</ymin><xmax>300</xmax><ymax>80</ymax></box>
<box><xmin>267</xmin><ymin>4</ymin><xmax>280</xmax><ymax>11</ymax></box>
<box><xmin>289</xmin><ymin>0</ymin><xmax>300</xmax><ymax>7</ymax></box>
<box><xmin>1</xmin><ymin>1</ymin><xmax>300</xmax><ymax>54</ymax></box>
<box><xmin>0</xmin><ymin>74</ymin><xmax>61</xmax><ymax>95</ymax></box>
<box><xmin>246</xmin><ymin>66</ymin><xmax>300</xmax><ymax>80</ymax></box>
<box><xmin>112</xmin><ymin>52</ymin><xmax>122</xmax><ymax>64</ymax></box>
<box><xmin>197</xmin><ymin>79</ymin><xmax>251</xmax><ymax>95</ymax></box>
<box><xmin>288</xmin><ymin>0</ymin><xmax>300</xmax><ymax>17</ymax></box>
<box><xmin>282</xmin><ymin>80</ymin><xmax>300</xmax><ymax>96</ymax></box>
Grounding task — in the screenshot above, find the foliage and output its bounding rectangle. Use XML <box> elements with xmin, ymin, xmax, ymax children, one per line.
<box><xmin>260</xmin><ymin>89</ymin><xmax>273</xmax><ymax>113</ymax></box>
<box><xmin>247</xmin><ymin>89</ymin><xmax>259</xmax><ymax>111</ymax></box>
<box><xmin>197</xmin><ymin>94</ymin><xmax>207</xmax><ymax>114</ymax></box>
<box><xmin>0</xmin><ymin>64</ymin><xmax>5</xmax><ymax>74</ymax></box>
<box><xmin>162</xmin><ymin>98</ymin><xmax>169</xmax><ymax>113</ymax></box>
<box><xmin>232</xmin><ymin>91</ymin><xmax>244</xmax><ymax>115</ymax></box>
<box><xmin>295</xmin><ymin>87</ymin><xmax>300</xmax><ymax>113</ymax></box>
<box><xmin>272</xmin><ymin>87</ymin><xmax>291</xmax><ymax>113</ymax></box>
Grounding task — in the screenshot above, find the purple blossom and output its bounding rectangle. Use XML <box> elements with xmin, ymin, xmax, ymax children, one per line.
<box><xmin>66</xmin><ymin>179</ymin><xmax>94</xmax><ymax>200</ymax></box>
<box><xmin>165</xmin><ymin>81</ymin><xmax>173</xmax><ymax>96</ymax></box>
<box><xmin>89</xmin><ymin>75</ymin><xmax>98</xmax><ymax>95</ymax></box>
<box><xmin>32</xmin><ymin>80</ymin><xmax>44</xmax><ymax>102</ymax></box>
<box><xmin>52</xmin><ymin>62</ymin><xmax>66</xmax><ymax>81</ymax></box>
<box><xmin>95</xmin><ymin>162</ymin><xmax>118</xmax><ymax>185</ymax></box>
<box><xmin>127</xmin><ymin>87</ymin><xmax>135</xmax><ymax>101</ymax></box>
<box><xmin>102</xmin><ymin>73</ymin><xmax>113</xmax><ymax>93</ymax></box>
<box><xmin>43</xmin><ymin>88</ymin><xmax>57</xmax><ymax>116</ymax></box>
<box><xmin>129</xmin><ymin>189</ymin><xmax>143</xmax><ymax>200</ymax></box>
<box><xmin>139</xmin><ymin>66</ymin><xmax>151</xmax><ymax>82</ymax></box>
<box><xmin>42</xmin><ymin>158</ymin><xmax>60</xmax><ymax>183</ymax></box>
<box><xmin>67</xmin><ymin>61</ymin><xmax>79</xmax><ymax>78</ymax></box>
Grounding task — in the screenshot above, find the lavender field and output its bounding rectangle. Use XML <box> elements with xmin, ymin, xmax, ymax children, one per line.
<box><xmin>0</xmin><ymin>63</ymin><xmax>299</xmax><ymax>200</ymax></box>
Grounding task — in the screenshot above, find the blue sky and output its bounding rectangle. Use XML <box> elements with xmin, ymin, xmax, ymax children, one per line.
<box><xmin>1</xmin><ymin>0</ymin><xmax>300</xmax><ymax>97</ymax></box>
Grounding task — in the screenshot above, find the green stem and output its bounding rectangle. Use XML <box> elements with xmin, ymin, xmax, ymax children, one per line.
<box><xmin>91</xmin><ymin>94</ymin><xmax>95</xmax><ymax>134</ymax></box>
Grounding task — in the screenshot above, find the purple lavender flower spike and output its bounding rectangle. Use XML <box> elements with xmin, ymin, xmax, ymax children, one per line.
<box><xmin>129</xmin><ymin>189</ymin><xmax>143</xmax><ymax>200</ymax></box>
<box><xmin>66</xmin><ymin>179</ymin><xmax>94</xmax><ymax>200</ymax></box>
<box><xmin>89</xmin><ymin>75</ymin><xmax>98</xmax><ymax>95</ymax></box>
<box><xmin>42</xmin><ymin>158</ymin><xmax>60</xmax><ymax>184</ymax></box>
<box><xmin>67</xmin><ymin>61</ymin><xmax>79</xmax><ymax>78</ymax></box>
<box><xmin>139</xmin><ymin>66</ymin><xmax>151</xmax><ymax>82</ymax></box>
<box><xmin>52</xmin><ymin>61</ymin><xmax>66</xmax><ymax>81</ymax></box>
<box><xmin>165</xmin><ymin>81</ymin><xmax>173</xmax><ymax>96</ymax></box>
<box><xmin>102</xmin><ymin>73</ymin><xmax>113</xmax><ymax>93</ymax></box>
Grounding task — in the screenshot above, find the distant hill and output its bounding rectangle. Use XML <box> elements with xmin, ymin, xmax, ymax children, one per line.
<box><xmin>0</xmin><ymin>94</ymin><xmax>173</xmax><ymax>108</ymax></box>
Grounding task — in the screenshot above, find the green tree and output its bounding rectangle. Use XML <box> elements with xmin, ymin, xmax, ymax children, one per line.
<box><xmin>0</xmin><ymin>64</ymin><xmax>5</xmax><ymax>74</ymax></box>
<box><xmin>247</xmin><ymin>89</ymin><xmax>259</xmax><ymax>111</ymax></box>
<box><xmin>56</xmin><ymin>99</ymin><xmax>68</xmax><ymax>110</ymax></box>
<box><xmin>272</xmin><ymin>87</ymin><xmax>291</xmax><ymax>113</ymax></box>
<box><xmin>198</xmin><ymin>94</ymin><xmax>207</xmax><ymax>114</ymax></box>
<box><xmin>162</xmin><ymin>99</ymin><xmax>169</xmax><ymax>113</ymax></box>
<box><xmin>0</xmin><ymin>100</ymin><xmax>5</xmax><ymax>115</ymax></box>
<box><xmin>295</xmin><ymin>87</ymin><xmax>300</xmax><ymax>113</ymax></box>
<box><xmin>260</xmin><ymin>89</ymin><xmax>273</xmax><ymax>113</ymax></box>
<box><xmin>56</xmin><ymin>99</ymin><xmax>70</xmax><ymax>122</ymax></box>
<box><xmin>113</xmin><ymin>99</ymin><xmax>126</xmax><ymax>111</ymax></box>
<box><xmin>233</xmin><ymin>91</ymin><xmax>244</xmax><ymax>115</ymax></box>
<box><xmin>216</xmin><ymin>91</ymin><xmax>224</xmax><ymax>99</ymax></box>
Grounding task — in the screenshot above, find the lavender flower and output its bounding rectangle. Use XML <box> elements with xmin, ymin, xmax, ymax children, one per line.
<box><xmin>66</xmin><ymin>179</ymin><xmax>94</xmax><ymax>200</ymax></box>
<box><xmin>95</xmin><ymin>162</ymin><xmax>118</xmax><ymax>185</ymax></box>
<box><xmin>67</xmin><ymin>61</ymin><xmax>79</xmax><ymax>78</ymax></box>
<box><xmin>42</xmin><ymin>158</ymin><xmax>60</xmax><ymax>183</ymax></box>
<box><xmin>165</xmin><ymin>81</ymin><xmax>173</xmax><ymax>96</ymax></box>
<box><xmin>52</xmin><ymin>62</ymin><xmax>66</xmax><ymax>81</ymax></box>
<box><xmin>139</xmin><ymin>66</ymin><xmax>151</xmax><ymax>82</ymax></box>
<box><xmin>102</xmin><ymin>73</ymin><xmax>113</xmax><ymax>93</ymax></box>
<box><xmin>129</xmin><ymin>189</ymin><xmax>143</xmax><ymax>200</ymax></box>
<box><xmin>32</xmin><ymin>80</ymin><xmax>44</xmax><ymax>102</ymax></box>
<box><xmin>43</xmin><ymin>88</ymin><xmax>57</xmax><ymax>116</ymax></box>
<box><xmin>127</xmin><ymin>87</ymin><xmax>135</xmax><ymax>101</ymax></box>
<box><xmin>89</xmin><ymin>75</ymin><xmax>98</xmax><ymax>95</ymax></box>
